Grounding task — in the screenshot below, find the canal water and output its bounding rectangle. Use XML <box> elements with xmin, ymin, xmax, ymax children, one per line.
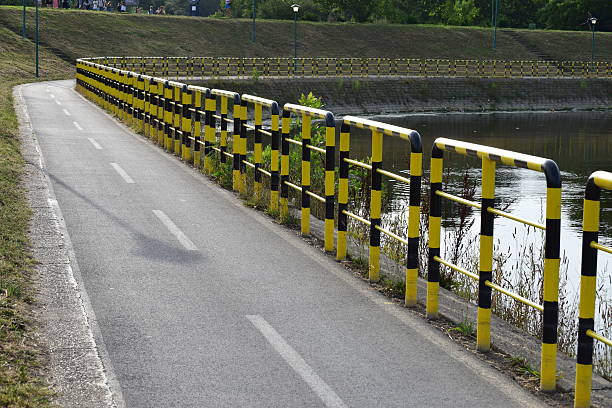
<box><xmin>348</xmin><ymin>111</ymin><xmax>612</xmax><ymax>297</ymax></box>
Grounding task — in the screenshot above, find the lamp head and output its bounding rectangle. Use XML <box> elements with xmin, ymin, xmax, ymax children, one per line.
<box><xmin>291</xmin><ymin>4</ymin><xmax>300</xmax><ymax>13</ymax></box>
<box><xmin>589</xmin><ymin>17</ymin><xmax>597</xmax><ymax>25</ymax></box>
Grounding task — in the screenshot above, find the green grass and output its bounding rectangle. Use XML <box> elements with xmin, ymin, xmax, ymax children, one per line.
<box><xmin>0</xmin><ymin>7</ymin><xmax>611</xmax><ymax>62</ymax></box>
<box><xmin>507</xmin><ymin>356</ymin><xmax>541</xmax><ymax>378</ymax></box>
<box><xmin>449</xmin><ymin>319</ymin><xmax>476</xmax><ymax>337</ymax></box>
<box><xmin>0</xmin><ymin>26</ymin><xmax>72</xmax><ymax>408</ymax></box>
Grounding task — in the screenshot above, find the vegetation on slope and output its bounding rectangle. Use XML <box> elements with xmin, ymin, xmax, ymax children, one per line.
<box><xmin>0</xmin><ymin>26</ymin><xmax>72</xmax><ymax>407</ymax></box>
<box><xmin>0</xmin><ymin>7</ymin><xmax>611</xmax><ymax>62</ymax></box>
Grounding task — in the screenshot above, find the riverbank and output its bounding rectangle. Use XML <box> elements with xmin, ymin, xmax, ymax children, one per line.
<box><xmin>194</xmin><ymin>77</ymin><xmax>612</xmax><ymax>115</ymax></box>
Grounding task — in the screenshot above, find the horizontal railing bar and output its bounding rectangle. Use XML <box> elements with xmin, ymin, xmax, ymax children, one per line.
<box><xmin>375</xmin><ymin>225</ymin><xmax>408</xmax><ymax>245</ymax></box>
<box><xmin>436</xmin><ymin>190</ymin><xmax>481</xmax><ymax>209</ymax></box>
<box><xmin>586</xmin><ymin>330</ymin><xmax>612</xmax><ymax>347</ymax></box>
<box><xmin>591</xmin><ymin>241</ymin><xmax>612</xmax><ymax>255</ymax></box>
<box><xmin>241</xmin><ymin>94</ymin><xmax>276</xmax><ymax>107</ymax></box>
<box><xmin>243</xmin><ymin>160</ymin><xmax>255</xmax><ymax>168</ymax></box>
<box><xmin>485</xmin><ymin>281</ymin><xmax>544</xmax><ymax>312</ymax></box>
<box><xmin>487</xmin><ymin>207</ymin><xmax>546</xmax><ymax>230</ymax></box>
<box><xmin>433</xmin><ymin>256</ymin><xmax>479</xmax><ymax>281</ymax></box>
<box><xmin>286</xmin><ymin>138</ymin><xmax>303</xmax><ymax>147</ymax></box>
<box><xmin>212</xmin><ymin>146</ymin><xmax>221</xmax><ymax>152</ymax></box>
<box><xmin>342</xmin><ymin>210</ymin><xmax>371</xmax><ymax>226</ymax></box>
<box><xmin>284</xmin><ymin>180</ymin><xmax>302</xmax><ymax>192</ymax></box>
<box><xmin>344</xmin><ymin>158</ymin><xmax>372</xmax><ymax>170</ymax></box>
<box><xmin>213</xmin><ymin>114</ymin><xmax>222</xmax><ymax>120</ymax></box>
<box><xmin>284</xmin><ymin>103</ymin><xmax>331</xmax><ymax>120</ymax></box>
<box><xmin>306</xmin><ymin>190</ymin><xmax>325</xmax><ymax>203</ymax></box>
<box><xmin>258</xmin><ymin>168</ymin><xmax>271</xmax><ymax>177</ymax></box>
<box><xmin>258</xmin><ymin>129</ymin><xmax>272</xmax><ymax>137</ymax></box>
<box><xmin>307</xmin><ymin>144</ymin><xmax>325</xmax><ymax>154</ymax></box>
<box><xmin>244</xmin><ymin>123</ymin><xmax>255</xmax><ymax>130</ymax></box>
<box><xmin>223</xmin><ymin>151</ymin><xmax>233</xmax><ymax>158</ymax></box>
<box><xmin>377</xmin><ymin>168</ymin><xmax>411</xmax><ymax>184</ymax></box>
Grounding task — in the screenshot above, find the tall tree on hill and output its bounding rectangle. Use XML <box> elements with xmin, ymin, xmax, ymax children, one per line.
<box><xmin>538</xmin><ymin>0</ymin><xmax>611</xmax><ymax>31</ymax></box>
<box><xmin>315</xmin><ymin>0</ymin><xmax>375</xmax><ymax>22</ymax></box>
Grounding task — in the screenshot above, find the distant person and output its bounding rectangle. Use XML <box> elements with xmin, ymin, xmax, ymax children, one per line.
<box><xmin>105</xmin><ymin>0</ymin><xmax>113</xmax><ymax>11</ymax></box>
<box><xmin>119</xmin><ymin>1</ymin><xmax>126</xmax><ymax>12</ymax></box>
<box><xmin>149</xmin><ymin>5</ymin><xmax>153</xmax><ymax>14</ymax></box>
<box><xmin>224</xmin><ymin>0</ymin><xmax>231</xmax><ymax>16</ymax></box>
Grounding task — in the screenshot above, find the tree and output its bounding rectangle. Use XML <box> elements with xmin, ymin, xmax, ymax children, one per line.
<box><xmin>539</xmin><ymin>0</ymin><xmax>611</xmax><ymax>31</ymax></box>
<box><xmin>314</xmin><ymin>0</ymin><xmax>376</xmax><ymax>22</ymax></box>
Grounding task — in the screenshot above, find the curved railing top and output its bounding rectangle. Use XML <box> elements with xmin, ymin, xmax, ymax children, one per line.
<box><xmin>343</xmin><ymin>116</ymin><xmax>422</xmax><ymax>152</ymax></box>
<box><xmin>433</xmin><ymin>137</ymin><xmax>561</xmax><ymax>188</ymax></box>
<box><xmin>283</xmin><ymin>103</ymin><xmax>334</xmax><ymax>127</ymax></box>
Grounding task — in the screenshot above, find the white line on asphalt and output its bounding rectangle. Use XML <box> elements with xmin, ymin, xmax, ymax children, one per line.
<box><xmin>152</xmin><ymin>210</ymin><xmax>198</xmax><ymax>251</ymax></box>
<box><xmin>110</xmin><ymin>162</ymin><xmax>135</xmax><ymax>184</ymax></box>
<box><xmin>87</xmin><ymin>138</ymin><xmax>102</xmax><ymax>150</ymax></box>
<box><xmin>49</xmin><ymin>93</ymin><xmax>55</xmax><ymax>98</ymax></box>
<box><xmin>62</xmin><ymin>108</ymin><xmax>71</xmax><ymax>116</ymax></box>
<box><xmin>73</xmin><ymin>121</ymin><xmax>83</xmax><ymax>131</ymax></box>
<box><xmin>246</xmin><ymin>315</ymin><xmax>347</xmax><ymax>408</ymax></box>
<box><xmin>55</xmin><ymin>100</ymin><xmax>62</xmax><ymax>106</ymax></box>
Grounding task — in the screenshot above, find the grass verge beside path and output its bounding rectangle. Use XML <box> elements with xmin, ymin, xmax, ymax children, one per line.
<box><xmin>0</xmin><ymin>26</ymin><xmax>72</xmax><ymax>407</ymax></box>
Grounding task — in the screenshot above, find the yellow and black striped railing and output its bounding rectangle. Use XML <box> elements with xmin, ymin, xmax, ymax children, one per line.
<box><xmin>575</xmin><ymin>171</ymin><xmax>612</xmax><ymax>407</ymax></box>
<box><xmin>427</xmin><ymin>138</ymin><xmax>562</xmax><ymax>391</ymax></box>
<box><xmin>75</xmin><ymin>58</ymin><xmax>610</xmax><ymax>397</ymax></box>
<box><xmin>335</xmin><ymin>117</ymin><xmax>422</xmax><ymax>306</ymax></box>
<box><xmin>87</xmin><ymin>56</ymin><xmax>612</xmax><ymax>79</ymax></box>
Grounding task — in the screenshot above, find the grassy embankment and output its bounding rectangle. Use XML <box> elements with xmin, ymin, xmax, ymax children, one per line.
<box><xmin>0</xmin><ymin>7</ymin><xmax>611</xmax><ymax>62</ymax></box>
<box><xmin>0</xmin><ymin>26</ymin><xmax>72</xmax><ymax>407</ymax></box>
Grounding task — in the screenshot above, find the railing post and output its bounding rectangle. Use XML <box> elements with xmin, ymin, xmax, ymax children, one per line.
<box><xmin>541</xmin><ymin>160</ymin><xmax>561</xmax><ymax>391</ymax></box>
<box><xmin>204</xmin><ymin>91</ymin><xmax>216</xmax><ymax>173</ymax></box>
<box><xmin>406</xmin><ymin>138</ymin><xmax>423</xmax><ymax>307</ymax></box>
<box><xmin>324</xmin><ymin>113</ymin><xmax>336</xmax><ymax>252</ymax></box>
<box><xmin>280</xmin><ymin>110</ymin><xmax>291</xmax><ymax>218</ymax></box>
<box><xmin>301</xmin><ymin>115</ymin><xmax>312</xmax><ymax>235</ymax></box>
<box><xmin>219</xmin><ymin>96</ymin><xmax>228</xmax><ymax>164</ymax></box>
<box><xmin>269</xmin><ymin>103</ymin><xmax>280</xmax><ymax>212</ymax></box>
<box><xmin>173</xmin><ymin>85</ymin><xmax>182</xmax><ymax>155</ymax></box>
<box><xmin>477</xmin><ymin>157</ymin><xmax>496</xmax><ymax>352</ymax></box>
<box><xmin>368</xmin><ymin>130</ymin><xmax>383</xmax><ymax>282</ymax></box>
<box><xmin>232</xmin><ymin>96</ymin><xmax>242</xmax><ymax>192</ymax></box>
<box><xmin>254</xmin><ymin>104</ymin><xmax>263</xmax><ymax>200</ymax></box>
<box><xmin>181</xmin><ymin>85</ymin><xmax>192</xmax><ymax>162</ymax></box>
<box><xmin>336</xmin><ymin>123</ymin><xmax>350</xmax><ymax>261</ymax></box>
<box><xmin>193</xmin><ymin>89</ymin><xmax>202</xmax><ymax>168</ymax></box>
<box><xmin>427</xmin><ymin>145</ymin><xmax>443</xmax><ymax>319</ymax></box>
<box><xmin>239</xmin><ymin>99</ymin><xmax>248</xmax><ymax>195</ymax></box>
<box><xmin>574</xmin><ymin>176</ymin><xmax>600</xmax><ymax>407</ymax></box>
<box><xmin>144</xmin><ymin>78</ymin><xmax>151</xmax><ymax>137</ymax></box>
<box><xmin>129</xmin><ymin>73</ymin><xmax>137</xmax><ymax>127</ymax></box>
<box><xmin>164</xmin><ymin>82</ymin><xmax>173</xmax><ymax>151</ymax></box>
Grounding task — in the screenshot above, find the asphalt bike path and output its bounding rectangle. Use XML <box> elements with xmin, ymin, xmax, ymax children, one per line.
<box><xmin>22</xmin><ymin>80</ymin><xmax>546</xmax><ymax>407</ymax></box>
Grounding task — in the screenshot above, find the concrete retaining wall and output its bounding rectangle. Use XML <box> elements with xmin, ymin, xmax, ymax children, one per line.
<box><xmin>191</xmin><ymin>77</ymin><xmax>612</xmax><ymax>115</ymax></box>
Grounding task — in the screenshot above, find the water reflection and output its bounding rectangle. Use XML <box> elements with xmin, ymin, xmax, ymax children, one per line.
<box><xmin>352</xmin><ymin>111</ymin><xmax>612</xmax><ymax>237</ymax></box>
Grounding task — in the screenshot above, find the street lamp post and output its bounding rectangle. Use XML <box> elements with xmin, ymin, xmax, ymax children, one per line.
<box><xmin>22</xmin><ymin>0</ymin><xmax>26</xmax><ymax>38</ymax></box>
<box><xmin>252</xmin><ymin>0</ymin><xmax>256</xmax><ymax>43</ymax></box>
<box><xmin>35</xmin><ymin>0</ymin><xmax>39</xmax><ymax>78</ymax></box>
<box><xmin>291</xmin><ymin>4</ymin><xmax>300</xmax><ymax>75</ymax></box>
<box><xmin>492</xmin><ymin>0</ymin><xmax>500</xmax><ymax>49</ymax></box>
<box><xmin>590</xmin><ymin>16</ymin><xmax>597</xmax><ymax>66</ymax></box>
